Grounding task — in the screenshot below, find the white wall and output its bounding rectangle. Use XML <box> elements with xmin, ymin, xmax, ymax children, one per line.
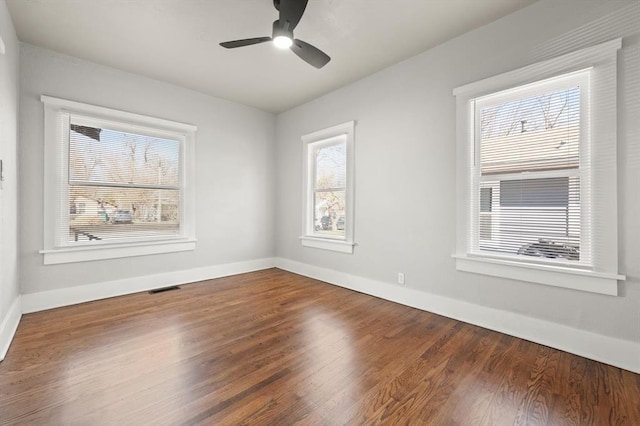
<box><xmin>275</xmin><ymin>0</ymin><xmax>640</xmax><ymax>343</ymax></box>
<box><xmin>0</xmin><ymin>0</ymin><xmax>20</xmax><ymax>356</ymax></box>
<box><xmin>19</xmin><ymin>44</ymin><xmax>276</xmax><ymax>295</ymax></box>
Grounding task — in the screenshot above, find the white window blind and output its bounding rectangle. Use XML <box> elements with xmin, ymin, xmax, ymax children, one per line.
<box><xmin>67</xmin><ymin>119</ymin><xmax>182</xmax><ymax>244</ymax></box>
<box><xmin>473</xmin><ymin>72</ymin><xmax>587</xmax><ymax>265</ymax></box>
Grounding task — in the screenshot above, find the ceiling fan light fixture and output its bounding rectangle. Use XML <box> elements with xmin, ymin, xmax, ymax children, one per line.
<box><xmin>273</xmin><ymin>35</ymin><xmax>293</xmax><ymax>49</ymax></box>
<box><xmin>220</xmin><ymin>3</ymin><xmax>331</xmax><ymax>69</ymax></box>
<box><xmin>272</xmin><ymin>20</ymin><xmax>293</xmax><ymax>49</ymax></box>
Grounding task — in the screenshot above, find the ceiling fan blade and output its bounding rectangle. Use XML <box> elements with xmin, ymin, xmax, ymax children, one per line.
<box><xmin>290</xmin><ymin>39</ymin><xmax>330</xmax><ymax>69</ymax></box>
<box><xmin>278</xmin><ymin>0</ymin><xmax>308</xmax><ymax>31</ymax></box>
<box><xmin>220</xmin><ymin>37</ymin><xmax>272</xmax><ymax>49</ymax></box>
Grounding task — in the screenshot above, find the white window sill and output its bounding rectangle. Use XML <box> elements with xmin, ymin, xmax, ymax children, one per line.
<box><xmin>453</xmin><ymin>254</ymin><xmax>624</xmax><ymax>296</ymax></box>
<box><xmin>300</xmin><ymin>236</ymin><xmax>355</xmax><ymax>254</ymax></box>
<box><xmin>40</xmin><ymin>239</ymin><xmax>196</xmax><ymax>265</ymax></box>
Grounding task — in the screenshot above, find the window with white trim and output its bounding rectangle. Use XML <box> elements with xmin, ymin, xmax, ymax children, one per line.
<box><xmin>301</xmin><ymin>121</ymin><xmax>355</xmax><ymax>253</ymax></box>
<box><xmin>453</xmin><ymin>39</ymin><xmax>624</xmax><ymax>295</ymax></box>
<box><xmin>41</xmin><ymin>96</ymin><xmax>197</xmax><ymax>264</ymax></box>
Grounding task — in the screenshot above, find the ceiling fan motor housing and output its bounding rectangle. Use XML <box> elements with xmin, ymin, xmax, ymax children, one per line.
<box><xmin>273</xmin><ymin>20</ymin><xmax>293</xmax><ymax>40</ymax></box>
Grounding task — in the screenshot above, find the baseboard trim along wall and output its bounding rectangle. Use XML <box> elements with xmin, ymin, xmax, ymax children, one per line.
<box><xmin>21</xmin><ymin>257</ymin><xmax>276</xmax><ymax>314</ymax></box>
<box><xmin>9</xmin><ymin>256</ymin><xmax>639</xmax><ymax>374</ymax></box>
<box><xmin>0</xmin><ymin>296</ymin><xmax>22</xmax><ymax>361</ymax></box>
<box><xmin>274</xmin><ymin>258</ymin><xmax>640</xmax><ymax>374</ymax></box>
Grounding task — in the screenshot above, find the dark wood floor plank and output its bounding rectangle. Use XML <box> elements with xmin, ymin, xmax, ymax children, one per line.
<box><xmin>234</xmin><ymin>309</ymin><xmax>432</xmax><ymax>425</ymax></box>
<box><xmin>181</xmin><ymin>295</ymin><xmax>416</xmax><ymax>425</ymax></box>
<box><xmin>379</xmin><ymin>327</ymin><xmax>501</xmax><ymax>424</ymax></box>
<box><xmin>295</xmin><ymin>313</ymin><xmax>458</xmax><ymax>425</ymax></box>
<box><xmin>1</xmin><ymin>268</ymin><xmax>638</xmax><ymax>425</ymax></box>
<box><xmin>471</xmin><ymin>337</ymin><xmax>541</xmax><ymax>425</ymax></box>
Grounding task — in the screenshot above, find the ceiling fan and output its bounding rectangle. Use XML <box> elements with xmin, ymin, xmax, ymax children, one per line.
<box><xmin>219</xmin><ymin>0</ymin><xmax>331</xmax><ymax>69</ymax></box>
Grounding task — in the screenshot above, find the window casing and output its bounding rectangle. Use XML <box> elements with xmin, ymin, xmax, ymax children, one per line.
<box><xmin>301</xmin><ymin>121</ymin><xmax>355</xmax><ymax>253</ymax></box>
<box><xmin>41</xmin><ymin>96</ymin><xmax>197</xmax><ymax>264</ymax></box>
<box><xmin>453</xmin><ymin>39</ymin><xmax>624</xmax><ymax>295</ymax></box>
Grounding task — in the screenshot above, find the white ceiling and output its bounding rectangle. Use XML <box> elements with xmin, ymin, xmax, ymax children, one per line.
<box><xmin>7</xmin><ymin>0</ymin><xmax>536</xmax><ymax>113</ymax></box>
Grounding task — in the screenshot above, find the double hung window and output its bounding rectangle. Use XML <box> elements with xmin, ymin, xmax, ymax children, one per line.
<box><xmin>453</xmin><ymin>39</ymin><xmax>624</xmax><ymax>295</ymax></box>
<box><xmin>41</xmin><ymin>96</ymin><xmax>197</xmax><ymax>264</ymax></box>
<box><xmin>301</xmin><ymin>121</ymin><xmax>355</xmax><ymax>253</ymax></box>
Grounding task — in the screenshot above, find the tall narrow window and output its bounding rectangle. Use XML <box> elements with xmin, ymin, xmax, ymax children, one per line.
<box><xmin>301</xmin><ymin>121</ymin><xmax>355</xmax><ymax>253</ymax></box>
<box><xmin>41</xmin><ymin>96</ymin><xmax>197</xmax><ymax>264</ymax></box>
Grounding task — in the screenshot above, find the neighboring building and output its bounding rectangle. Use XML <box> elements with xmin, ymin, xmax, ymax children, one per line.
<box><xmin>69</xmin><ymin>196</ymin><xmax>116</xmax><ymax>226</ymax></box>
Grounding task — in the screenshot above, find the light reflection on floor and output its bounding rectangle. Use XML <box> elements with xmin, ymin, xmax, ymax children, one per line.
<box><xmin>58</xmin><ymin>320</ymin><xmax>190</xmax><ymax>423</ymax></box>
<box><xmin>298</xmin><ymin>307</ymin><xmax>358</xmax><ymax>413</ymax></box>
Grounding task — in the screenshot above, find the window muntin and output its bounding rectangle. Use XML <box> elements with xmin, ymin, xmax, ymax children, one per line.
<box><xmin>473</xmin><ymin>73</ymin><xmax>587</xmax><ymax>265</ymax></box>
<box><xmin>67</xmin><ymin>122</ymin><xmax>182</xmax><ymax>244</ymax></box>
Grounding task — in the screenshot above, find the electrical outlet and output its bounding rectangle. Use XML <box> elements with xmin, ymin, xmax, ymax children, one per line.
<box><xmin>398</xmin><ymin>272</ymin><xmax>405</xmax><ymax>284</ymax></box>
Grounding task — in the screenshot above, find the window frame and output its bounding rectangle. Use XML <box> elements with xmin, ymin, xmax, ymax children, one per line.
<box><xmin>452</xmin><ymin>39</ymin><xmax>624</xmax><ymax>295</ymax></box>
<box><xmin>40</xmin><ymin>96</ymin><xmax>197</xmax><ymax>265</ymax></box>
<box><xmin>471</xmin><ymin>71</ymin><xmax>588</xmax><ymax>266</ymax></box>
<box><xmin>300</xmin><ymin>121</ymin><xmax>356</xmax><ymax>253</ymax></box>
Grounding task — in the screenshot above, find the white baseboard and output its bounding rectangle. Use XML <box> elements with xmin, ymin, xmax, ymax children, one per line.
<box><xmin>21</xmin><ymin>257</ymin><xmax>276</xmax><ymax>314</ymax></box>
<box><xmin>0</xmin><ymin>296</ymin><xmax>22</xmax><ymax>361</ymax></box>
<box><xmin>274</xmin><ymin>257</ymin><xmax>640</xmax><ymax>374</ymax></box>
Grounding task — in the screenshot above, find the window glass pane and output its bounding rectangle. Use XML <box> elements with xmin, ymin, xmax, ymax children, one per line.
<box><xmin>313</xmin><ymin>190</ymin><xmax>346</xmax><ymax>237</ymax></box>
<box><xmin>69</xmin><ymin>124</ymin><xmax>180</xmax><ymax>187</ymax></box>
<box><xmin>500</xmin><ymin>177</ymin><xmax>569</xmax><ymax>207</ymax></box>
<box><xmin>479</xmin><ymin>177</ymin><xmax>580</xmax><ymax>260</ymax></box>
<box><xmin>312</xmin><ymin>138</ymin><xmax>347</xmax><ymax>238</ymax></box>
<box><xmin>314</xmin><ymin>141</ymin><xmax>346</xmax><ymax>190</ymax></box>
<box><xmin>68</xmin><ymin>185</ymin><xmax>179</xmax><ymax>242</ymax></box>
<box><xmin>480</xmin><ymin>187</ymin><xmax>493</xmax><ymax>212</ymax></box>
<box><xmin>476</xmin><ymin>80</ymin><xmax>583</xmax><ymax>263</ymax></box>
<box><xmin>480</xmin><ymin>86</ymin><xmax>580</xmax><ymax>175</ymax></box>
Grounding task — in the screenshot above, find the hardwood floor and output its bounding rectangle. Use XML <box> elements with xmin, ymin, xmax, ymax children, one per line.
<box><xmin>1</xmin><ymin>268</ymin><xmax>638</xmax><ymax>425</ymax></box>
